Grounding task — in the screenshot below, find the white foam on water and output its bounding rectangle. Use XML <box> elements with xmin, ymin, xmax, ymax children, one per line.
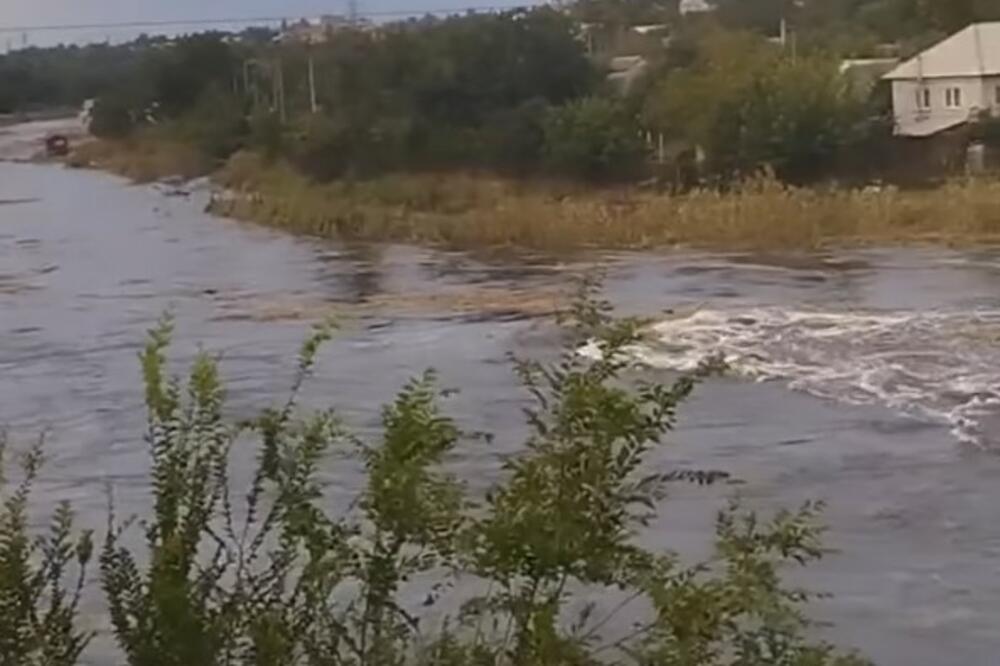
<box><xmin>624</xmin><ymin>306</ymin><xmax>1000</xmax><ymax>447</ymax></box>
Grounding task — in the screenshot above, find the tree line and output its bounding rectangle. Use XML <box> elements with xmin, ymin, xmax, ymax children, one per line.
<box><xmin>3</xmin><ymin>0</ymin><xmax>998</xmax><ymax>184</ymax></box>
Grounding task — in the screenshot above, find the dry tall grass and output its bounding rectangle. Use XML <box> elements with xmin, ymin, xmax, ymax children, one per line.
<box><xmin>210</xmin><ymin>153</ymin><xmax>1000</xmax><ymax>251</ymax></box>
<box><xmin>68</xmin><ymin>134</ymin><xmax>212</xmax><ymax>183</ymax></box>
<box><xmin>63</xmin><ymin>145</ymin><xmax>1000</xmax><ymax>251</ymax></box>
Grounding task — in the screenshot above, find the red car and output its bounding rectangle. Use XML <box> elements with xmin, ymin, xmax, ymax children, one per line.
<box><xmin>44</xmin><ymin>134</ymin><xmax>70</xmax><ymax>157</ymax></box>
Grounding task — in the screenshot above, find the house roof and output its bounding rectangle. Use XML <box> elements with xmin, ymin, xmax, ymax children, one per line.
<box><xmin>609</xmin><ymin>55</ymin><xmax>646</xmax><ymax>72</ymax></box>
<box><xmin>884</xmin><ymin>23</ymin><xmax>1000</xmax><ymax>80</ymax></box>
<box><xmin>631</xmin><ymin>24</ymin><xmax>669</xmax><ymax>35</ymax></box>
<box><xmin>679</xmin><ymin>0</ymin><xmax>713</xmax><ymax>15</ymax></box>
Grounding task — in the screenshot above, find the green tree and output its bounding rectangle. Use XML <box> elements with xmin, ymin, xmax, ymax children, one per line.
<box><xmin>544</xmin><ymin>96</ymin><xmax>647</xmax><ymax>181</ymax></box>
<box><xmin>714</xmin><ymin>0</ymin><xmax>799</xmax><ymax>35</ymax></box>
<box><xmin>152</xmin><ymin>34</ymin><xmax>238</xmax><ymax>118</ymax></box>
<box><xmin>89</xmin><ymin>95</ymin><xmax>139</xmax><ymax>139</ymax></box>
<box><xmin>644</xmin><ymin>30</ymin><xmax>868</xmax><ymax>181</ymax></box>
<box><xmin>179</xmin><ymin>85</ymin><xmax>249</xmax><ymax>160</ymax></box>
<box><xmin>482</xmin><ymin>98</ymin><xmax>552</xmax><ymax>175</ymax></box>
<box><xmin>0</xmin><ymin>42</ymin><xmax>151</xmax><ymax>113</ymax></box>
<box><xmin>293</xmin><ymin>8</ymin><xmax>596</xmax><ymax>177</ymax></box>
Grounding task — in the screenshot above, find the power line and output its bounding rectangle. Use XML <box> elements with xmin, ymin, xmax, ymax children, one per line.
<box><xmin>0</xmin><ymin>3</ymin><xmax>542</xmax><ymax>34</ymax></box>
<box><xmin>0</xmin><ymin>17</ymin><xmax>291</xmax><ymax>34</ymax></box>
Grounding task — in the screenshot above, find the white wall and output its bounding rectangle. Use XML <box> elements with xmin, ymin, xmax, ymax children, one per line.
<box><xmin>892</xmin><ymin>76</ymin><xmax>984</xmax><ymax>136</ymax></box>
<box><xmin>979</xmin><ymin>76</ymin><xmax>1000</xmax><ymax>114</ymax></box>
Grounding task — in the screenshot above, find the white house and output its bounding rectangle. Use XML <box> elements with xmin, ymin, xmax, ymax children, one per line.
<box><xmin>277</xmin><ymin>15</ymin><xmax>372</xmax><ymax>44</ymax></box>
<box><xmin>884</xmin><ymin>23</ymin><xmax>1000</xmax><ymax>137</ymax></box>
<box><xmin>607</xmin><ymin>56</ymin><xmax>649</xmax><ymax>96</ymax></box>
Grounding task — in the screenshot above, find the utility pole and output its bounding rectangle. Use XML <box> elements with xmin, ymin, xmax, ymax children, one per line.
<box><xmin>243</xmin><ymin>60</ymin><xmax>251</xmax><ymax>97</ymax></box>
<box><xmin>308</xmin><ymin>53</ymin><xmax>318</xmax><ymax>113</ymax></box>
<box><xmin>779</xmin><ymin>15</ymin><xmax>797</xmax><ymax>61</ymax></box>
<box><xmin>276</xmin><ymin>59</ymin><xmax>287</xmax><ymax>123</ymax></box>
<box><xmin>271</xmin><ymin>59</ymin><xmax>280</xmax><ymax>116</ymax></box>
<box><xmin>245</xmin><ymin>60</ymin><xmax>262</xmax><ymax>110</ymax></box>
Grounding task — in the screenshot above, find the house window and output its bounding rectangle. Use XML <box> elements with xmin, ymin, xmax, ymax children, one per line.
<box><xmin>916</xmin><ymin>87</ymin><xmax>931</xmax><ymax>110</ymax></box>
<box><xmin>945</xmin><ymin>87</ymin><xmax>963</xmax><ymax>108</ymax></box>
<box><xmin>995</xmin><ymin>85</ymin><xmax>1000</xmax><ymax>106</ymax></box>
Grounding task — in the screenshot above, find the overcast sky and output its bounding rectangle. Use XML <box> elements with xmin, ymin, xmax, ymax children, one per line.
<box><xmin>0</xmin><ymin>0</ymin><xmax>521</xmax><ymax>47</ymax></box>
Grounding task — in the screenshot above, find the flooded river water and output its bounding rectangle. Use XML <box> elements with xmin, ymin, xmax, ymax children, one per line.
<box><xmin>3</xmin><ymin>122</ymin><xmax>1000</xmax><ymax>665</ymax></box>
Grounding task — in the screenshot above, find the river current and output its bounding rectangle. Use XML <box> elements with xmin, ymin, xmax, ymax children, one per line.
<box><xmin>3</xmin><ymin>121</ymin><xmax>1000</xmax><ymax>665</ymax></box>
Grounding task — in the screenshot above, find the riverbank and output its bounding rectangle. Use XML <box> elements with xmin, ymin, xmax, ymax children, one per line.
<box><xmin>68</xmin><ymin>135</ymin><xmax>212</xmax><ymax>182</ymax></box>
<box><xmin>0</xmin><ymin>108</ymin><xmax>78</xmax><ymax>128</ymax></box>
<box><xmin>70</xmin><ymin>138</ymin><xmax>1000</xmax><ymax>251</ymax></box>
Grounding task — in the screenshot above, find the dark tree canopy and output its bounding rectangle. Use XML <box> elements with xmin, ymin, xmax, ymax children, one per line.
<box><xmin>4</xmin><ymin>1</ymin><xmax>979</xmax><ymax>184</ymax></box>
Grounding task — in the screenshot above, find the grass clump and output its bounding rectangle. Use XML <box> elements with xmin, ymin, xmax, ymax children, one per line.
<box><xmin>2</xmin><ymin>289</ymin><xmax>868</xmax><ymax>665</ymax></box>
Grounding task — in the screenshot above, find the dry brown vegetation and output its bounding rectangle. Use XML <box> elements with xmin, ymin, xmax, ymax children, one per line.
<box><xmin>67</xmin><ymin>134</ymin><xmax>212</xmax><ymax>183</ymax></box>
<box><xmin>72</xmin><ymin>145</ymin><xmax>1000</xmax><ymax>251</ymax></box>
<box><xmin>208</xmin><ymin>153</ymin><xmax>1000</xmax><ymax>251</ymax></box>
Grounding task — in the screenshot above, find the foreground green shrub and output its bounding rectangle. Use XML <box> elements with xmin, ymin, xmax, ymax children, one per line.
<box><xmin>0</xmin><ymin>437</ymin><xmax>93</xmax><ymax>666</ymax></box>
<box><xmin>7</xmin><ymin>289</ymin><xmax>867</xmax><ymax>665</ymax></box>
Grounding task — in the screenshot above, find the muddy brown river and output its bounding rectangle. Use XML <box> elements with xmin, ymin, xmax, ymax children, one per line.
<box><xmin>3</xmin><ymin>121</ymin><xmax>1000</xmax><ymax>665</ymax></box>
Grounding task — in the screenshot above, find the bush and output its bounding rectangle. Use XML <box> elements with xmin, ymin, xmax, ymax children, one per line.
<box><xmin>3</xmin><ymin>289</ymin><xmax>869</xmax><ymax>665</ymax></box>
<box><xmin>970</xmin><ymin>113</ymin><xmax>1000</xmax><ymax>146</ymax></box>
<box><xmin>248</xmin><ymin>109</ymin><xmax>286</xmax><ymax>162</ymax></box>
<box><xmin>149</xmin><ymin>34</ymin><xmax>238</xmax><ymax>118</ymax></box>
<box><xmin>290</xmin><ymin>115</ymin><xmax>378</xmax><ymax>181</ymax></box>
<box><xmin>643</xmin><ymin>30</ymin><xmax>869</xmax><ymax>183</ymax></box>
<box><xmin>544</xmin><ymin>97</ymin><xmax>647</xmax><ymax>182</ymax></box>
<box><xmin>89</xmin><ymin>95</ymin><xmax>137</xmax><ymax>139</ymax></box>
<box><xmin>0</xmin><ymin>437</ymin><xmax>94</xmax><ymax>666</ymax></box>
<box><xmin>100</xmin><ymin>314</ymin><xmax>463</xmax><ymax>665</ymax></box>
<box><xmin>481</xmin><ymin>98</ymin><xmax>551</xmax><ymax>175</ymax></box>
<box><xmin>178</xmin><ymin>85</ymin><xmax>249</xmax><ymax>161</ymax></box>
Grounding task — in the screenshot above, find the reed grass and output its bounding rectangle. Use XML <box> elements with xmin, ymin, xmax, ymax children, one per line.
<box><xmin>67</xmin><ymin>134</ymin><xmax>212</xmax><ymax>183</ymax></box>
<box><xmin>210</xmin><ymin>153</ymin><xmax>1000</xmax><ymax>251</ymax></box>
<box><xmin>82</xmin><ymin>145</ymin><xmax>1000</xmax><ymax>251</ymax></box>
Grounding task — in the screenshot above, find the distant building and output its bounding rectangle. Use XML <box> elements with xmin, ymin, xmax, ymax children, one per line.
<box><xmin>579</xmin><ymin>21</ymin><xmax>670</xmax><ymax>58</ymax></box>
<box><xmin>278</xmin><ymin>15</ymin><xmax>369</xmax><ymax>44</ymax></box>
<box><xmin>883</xmin><ymin>23</ymin><xmax>1000</xmax><ymax>137</ymax></box>
<box><xmin>630</xmin><ymin>24</ymin><xmax>669</xmax><ymax>36</ymax></box>
<box><xmin>679</xmin><ymin>0</ymin><xmax>713</xmax><ymax>15</ymax></box>
<box><xmin>607</xmin><ymin>55</ymin><xmax>649</xmax><ymax>95</ymax></box>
